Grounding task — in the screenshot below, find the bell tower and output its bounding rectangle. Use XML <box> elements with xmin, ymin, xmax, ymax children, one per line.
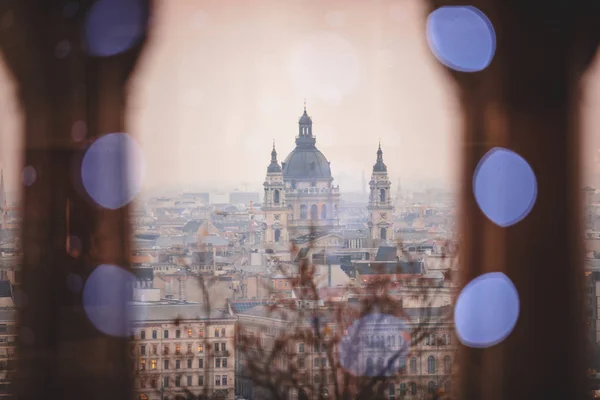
<box><xmin>367</xmin><ymin>142</ymin><xmax>394</xmax><ymax>246</ymax></box>
<box><xmin>262</xmin><ymin>143</ymin><xmax>288</xmax><ymax>245</ymax></box>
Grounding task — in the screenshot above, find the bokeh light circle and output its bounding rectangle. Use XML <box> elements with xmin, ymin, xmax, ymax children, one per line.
<box><xmin>22</xmin><ymin>166</ymin><xmax>37</xmax><ymax>186</ymax></box>
<box><xmin>84</xmin><ymin>0</ymin><xmax>146</xmax><ymax>57</ymax></box>
<box><xmin>455</xmin><ymin>272</ymin><xmax>519</xmax><ymax>348</ymax></box>
<box><xmin>81</xmin><ymin>133</ymin><xmax>145</xmax><ymax>210</ymax></box>
<box><xmin>339</xmin><ymin>313</ymin><xmax>410</xmax><ymax>377</ymax></box>
<box><xmin>426</xmin><ymin>6</ymin><xmax>496</xmax><ymax>72</ymax></box>
<box><xmin>473</xmin><ymin>147</ymin><xmax>537</xmax><ymax>227</ymax></box>
<box><xmin>83</xmin><ymin>264</ymin><xmax>135</xmax><ymax>337</ymax></box>
<box><xmin>288</xmin><ymin>31</ymin><xmax>360</xmax><ymax>104</ymax></box>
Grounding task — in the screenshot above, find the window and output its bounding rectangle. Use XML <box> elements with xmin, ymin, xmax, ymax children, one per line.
<box><xmin>176</xmin><ymin>330</ymin><xmax>181</xmax><ymax>338</ymax></box>
<box><xmin>163</xmin><ymin>377</ymin><xmax>169</xmax><ymax>388</ymax></box>
<box><xmin>274</xmin><ymin>190</ymin><xmax>280</xmax><ymax>204</ymax></box>
<box><xmin>410</xmin><ymin>357</ymin><xmax>417</xmax><ymax>373</ymax></box>
<box><xmin>314</xmin><ymin>374</ymin><xmax>320</xmax><ymax>384</ymax></box>
<box><xmin>175</xmin><ymin>376</ymin><xmax>180</xmax><ymax>387</ymax></box>
<box><xmin>389</xmin><ymin>383</ymin><xmax>395</xmax><ymax>396</ymax></box>
<box><xmin>215</xmin><ymin>358</ymin><xmax>221</xmax><ymax>368</ymax></box>
<box><xmin>140</xmin><ymin>359</ymin><xmax>146</xmax><ymax>370</ymax></box>
<box><xmin>321</xmin><ymin>358</ymin><xmax>326</xmax><ymax>367</ymax></box>
<box><xmin>152</xmin><ymin>330</ymin><xmax>157</xmax><ymax>339</ymax></box>
<box><xmin>222</xmin><ymin>358</ymin><xmax>228</xmax><ymax>368</ymax></box>
<box><xmin>432</xmin><ymin>334</ymin><xmax>436</xmax><ymax>345</ymax></box>
<box><xmin>198</xmin><ymin>359</ymin><xmax>204</xmax><ymax>368</ymax></box>
<box><xmin>300</xmin><ymin>204</ymin><xmax>307</xmax><ymax>219</ymax></box>
<box><xmin>377</xmin><ymin>357</ymin><xmax>384</xmax><ymax>372</ymax></box>
<box><xmin>164</xmin><ymin>330</ymin><xmax>169</xmax><ymax>339</ymax></box>
<box><xmin>299</xmin><ymin>343</ymin><xmax>304</xmax><ymax>353</ymax></box>
<box><xmin>314</xmin><ymin>358</ymin><xmax>319</xmax><ymax>367</ymax></box>
<box><xmin>187</xmin><ymin>343</ymin><xmax>192</xmax><ymax>353</ymax></box>
<box><xmin>428</xmin><ymin>356</ymin><xmax>436</xmax><ymax>373</ymax></box>
<box><xmin>448</xmin><ymin>334</ymin><xmax>452</xmax><ymax>345</ymax></box>
<box><xmin>222</xmin><ymin>375</ymin><xmax>228</xmax><ymax>386</ymax></box>
<box><xmin>380</xmin><ymin>189</ymin><xmax>386</xmax><ymax>202</ymax></box>
<box><xmin>141</xmin><ymin>345</ymin><xmax>146</xmax><ymax>355</ymax></box>
<box><xmin>151</xmin><ymin>360</ymin><xmax>157</xmax><ymax>370</ymax></box>
<box><xmin>298</xmin><ymin>358</ymin><xmax>305</xmax><ymax>368</ymax></box>
<box><xmin>410</xmin><ymin>382</ymin><xmax>417</xmax><ymax>395</ymax></box>
<box><xmin>428</xmin><ymin>381</ymin><xmax>436</xmax><ymax>394</ymax></box>
<box><xmin>176</xmin><ymin>360</ymin><xmax>181</xmax><ymax>370</ymax></box>
<box><xmin>400</xmin><ymin>383</ymin><xmax>407</xmax><ymax>396</ymax></box>
<box><xmin>310</xmin><ymin>204</ymin><xmax>318</xmax><ymax>220</ymax></box>
<box><xmin>321</xmin><ymin>204</ymin><xmax>327</xmax><ymax>219</ymax></box>
<box><xmin>215</xmin><ymin>375</ymin><xmax>221</xmax><ymax>386</ymax></box>
<box><xmin>187</xmin><ymin>375</ymin><xmax>192</xmax><ymax>386</ymax></box>
<box><xmin>321</xmin><ymin>343</ymin><xmax>326</xmax><ymax>352</ymax></box>
<box><xmin>366</xmin><ymin>358</ymin><xmax>374</xmax><ymax>376</ymax></box>
<box><xmin>444</xmin><ymin>356</ymin><xmax>452</xmax><ymax>373</ymax></box>
<box><xmin>214</xmin><ymin>328</ymin><xmax>219</xmax><ymax>337</ymax></box>
<box><xmin>314</xmin><ymin>342</ymin><xmax>320</xmax><ymax>352</ymax></box>
<box><xmin>222</xmin><ymin>342</ymin><xmax>227</xmax><ymax>352</ymax></box>
<box><xmin>151</xmin><ymin>377</ymin><xmax>158</xmax><ymax>388</ymax></box>
<box><xmin>152</xmin><ymin>345</ymin><xmax>157</xmax><ymax>355</ymax></box>
<box><xmin>221</xmin><ymin>328</ymin><xmax>226</xmax><ymax>337</ymax></box>
<box><xmin>164</xmin><ymin>360</ymin><xmax>169</xmax><ymax>370</ymax></box>
<box><xmin>380</xmin><ymin>227</ymin><xmax>387</xmax><ymax>240</ymax></box>
<box><xmin>176</xmin><ymin>344</ymin><xmax>181</xmax><ymax>355</ymax></box>
<box><xmin>198</xmin><ymin>375</ymin><xmax>204</xmax><ymax>386</ymax></box>
<box><xmin>199</xmin><ymin>328</ymin><xmax>204</xmax><ymax>338</ymax></box>
<box><xmin>426</xmin><ymin>335</ymin><xmax>430</xmax><ymax>345</ymax></box>
<box><xmin>187</xmin><ymin>359</ymin><xmax>192</xmax><ymax>369</ymax></box>
<box><xmin>444</xmin><ymin>380</ymin><xmax>451</xmax><ymax>393</ymax></box>
<box><xmin>163</xmin><ymin>345</ymin><xmax>169</xmax><ymax>355</ymax></box>
<box><xmin>198</xmin><ymin>344</ymin><xmax>203</xmax><ymax>353</ymax></box>
<box><xmin>187</xmin><ymin>328</ymin><xmax>192</xmax><ymax>338</ymax></box>
<box><xmin>141</xmin><ymin>330</ymin><xmax>146</xmax><ymax>339</ymax></box>
<box><xmin>442</xmin><ymin>334</ymin><xmax>447</xmax><ymax>345</ymax></box>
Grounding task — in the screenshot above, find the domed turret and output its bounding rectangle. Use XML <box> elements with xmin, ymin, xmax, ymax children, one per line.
<box><xmin>373</xmin><ymin>142</ymin><xmax>387</xmax><ymax>172</ymax></box>
<box><xmin>267</xmin><ymin>142</ymin><xmax>282</xmax><ymax>173</ymax></box>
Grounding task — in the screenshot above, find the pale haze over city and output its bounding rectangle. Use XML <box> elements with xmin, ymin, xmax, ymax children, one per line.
<box><xmin>0</xmin><ymin>0</ymin><xmax>597</xmax><ymax>197</ymax></box>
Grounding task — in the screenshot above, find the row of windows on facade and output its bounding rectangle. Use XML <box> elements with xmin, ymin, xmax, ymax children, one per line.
<box><xmin>138</xmin><ymin>342</ymin><xmax>227</xmax><ymax>357</ymax></box>
<box><xmin>295</xmin><ymin>333</ymin><xmax>452</xmax><ymax>354</ymax></box>
<box><xmin>138</xmin><ymin>374</ymin><xmax>228</xmax><ymax>389</ymax></box>
<box><xmin>139</xmin><ymin>357</ymin><xmax>228</xmax><ymax>371</ymax></box>
<box><xmin>386</xmin><ymin>381</ymin><xmax>451</xmax><ymax>397</ymax></box>
<box><xmin>135</xmin><ymin>327</ymin><xmax>227</xmax><ymax>340</ymax></box>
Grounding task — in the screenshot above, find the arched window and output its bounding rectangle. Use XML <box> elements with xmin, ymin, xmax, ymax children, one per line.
<box><xmin>444</xmin><ymin>355</ymin><xmax>452</xmax><ymax>373</ymax></box>
<box><xmin>274</xmin><ymin>229</ymin><xmax>281</xmax><ymax>243</ymax></box>
<box><xmin>428</xmin><ymin>381</ymin><xmax>436</xmax><ymax>394</ymax></box>
<box><xmin>273</xmin><ymin>190</ymin><xmax>280</xmax><ymax>204</ymax></box>
<box><xmin>376</xmin><ymin>357</ymin><xmax>384</xmax><ymax>374</ymax></box>
<box><xmin>310</xmin><ymin>204</ymin><xmax>318</xmax><ymax>220</ymax></box>
<box><xmin>380</xmin><ymin>188</ymin><xmax>386</xmax><ymax>202</ymax></box>
<box><xmin>300</xmin><ymin>205</ymin><xmax>307</xmax><ymax>219</ymax></box>
<box><xmin>410</xmin><ymin>357</ymin><xmax>417</xmax><ymax>373</ymax></box>
<box><xmin>321</xmin><ymin>204</ymin><xmax>327</xmax><ymax>219</ymax></box>
<box><xmin>380</xmin><ymin>228</ymin><xmax>387</xmax><ymax>240</ymax></box>
<box><xmin>409</xmin><ymin>382</ymin><xmax>417</xmax><ymax>395</ymax></box>
<box><xmin>365</xmin><ymin>358</ymin><xmax>374</xmax><ymax>376</ymax></box>
<box><xmin>428</xmin><ymin>356</ymin><xmax>436</xmax><ymax>373</ymax></box>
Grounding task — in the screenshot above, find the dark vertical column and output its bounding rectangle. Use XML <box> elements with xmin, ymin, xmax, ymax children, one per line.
<box><xmin>0</xmin><ymin>0</ymin><xmax>152</xmax><ymax>399</ymax></box>
<box><xmin>424</xmin><ymin>0</ymin><xmax>598</xmax><ymax>399</ymax></box>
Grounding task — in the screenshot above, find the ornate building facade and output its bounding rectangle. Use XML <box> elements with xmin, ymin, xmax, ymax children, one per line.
<box><xmin>262</xmin><ymin>107</ymin><xmax>341</xmax><ymax>245</ymax></box>
<box><xmin>367</xmin><ymin>144</ymin><xmax>395</xmax><ymax>246</ymax></box>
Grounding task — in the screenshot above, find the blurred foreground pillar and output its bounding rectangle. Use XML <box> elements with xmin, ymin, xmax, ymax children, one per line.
<box><xmin>0</xmin><ymin>1</ymin><xmax>151</xmax><ymax>399</ymax></box>
<box><xmin>425</xmin><ymin>1</ymin><xmax>599</xmax><ymax>399</ymax></box>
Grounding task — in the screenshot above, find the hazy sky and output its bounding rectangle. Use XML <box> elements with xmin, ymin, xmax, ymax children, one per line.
<box><xmin>1</xmin><ymin>0</ymin><xmax>599</xmax><ymax>196</ymax></box>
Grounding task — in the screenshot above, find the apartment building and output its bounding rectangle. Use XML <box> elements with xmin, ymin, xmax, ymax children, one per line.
<box><xmin>130</xmin><ymin>303</ymin><xmax>236</xmax><ymax>400</ymax></box>
<box><xmin>235</xmin><ymin>302</ymin><xmax>454</xmax><ymax>400</ymax></box>
<box><xmin>0</xmin><ymin>309</ymin><xmax>17</xmax><ymax>398</ymax></box>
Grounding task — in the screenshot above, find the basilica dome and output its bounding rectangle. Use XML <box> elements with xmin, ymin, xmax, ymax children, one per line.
<box><xmin>281</xmin><ymin>107</ymin><xmax>332</xmax><ymax>181</ymax></box>
<box><xmin>282</xmin><ymin>147</ymin><xmax>332</xmax><ymax>180</ymax></box>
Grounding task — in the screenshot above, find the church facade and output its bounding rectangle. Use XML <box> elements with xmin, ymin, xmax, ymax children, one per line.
<box><xmin>261</xmin><ymin>107</ymin><xmax>394</xmax><ymax>247</ymax></box>
<box><xmin>262</xmin><ymin>107</ymin><xmax>341</xmax><ymax>245</ymax></box>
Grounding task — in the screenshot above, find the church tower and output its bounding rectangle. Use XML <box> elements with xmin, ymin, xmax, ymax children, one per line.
<box><xmin>367</xmin><ymin>143</ymin><xmax>394</xmax><ymax>245</ymax></box>
<box><xmin>262</xmin><ymin>143</ymin><xmax>288</xmax><ymax>245</ymax></box>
